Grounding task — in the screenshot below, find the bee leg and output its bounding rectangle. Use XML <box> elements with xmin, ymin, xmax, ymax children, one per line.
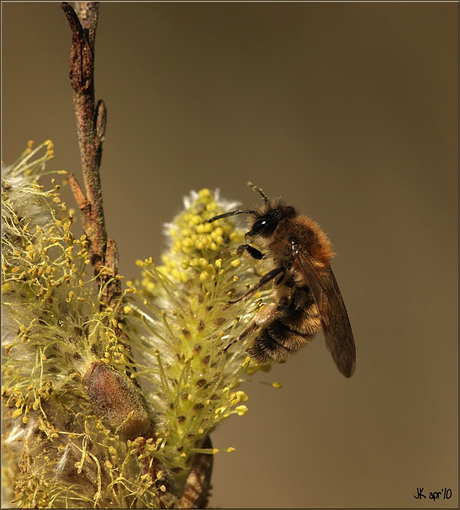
<box><xmin>229</xmin><ymin>266</ymin><xmax>285</xmax><ymax>304</ymax></box>
<box><xmin>223</xmin><ymin>320</ymin><xmax>259</xmax><ymax>353</ymax></box>
<box><xmin>223</xmin><ymin>302</ymin><xmax>278</xmax><ymax>353</ymax></box>
<box><xmin>237</xmin><ymin>244</ymin><xmax>264</xmax><ymax>260</ymax></box>
<box><xmin>277</xmin><ymin>295</ymin><xmax>290</xmax><ymax>311</ymax></box>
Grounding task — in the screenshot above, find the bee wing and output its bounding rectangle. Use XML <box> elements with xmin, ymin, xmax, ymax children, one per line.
<box><xmin>293</xmin><ymin>248</ymin><xmax>356</xmax><ymax>378</ymax></box>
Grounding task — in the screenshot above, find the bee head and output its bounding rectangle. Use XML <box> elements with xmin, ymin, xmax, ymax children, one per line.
<box><xmin>248</xmin><ymin>205</ymin><xmax>296</xmax><ymax>239</ymax></box>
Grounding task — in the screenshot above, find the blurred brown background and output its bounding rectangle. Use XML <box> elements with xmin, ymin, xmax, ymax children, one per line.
<box><xmin>2</xmin><ymin>2</ymin><xmax>457</xmax><ymax>508</ymax></box>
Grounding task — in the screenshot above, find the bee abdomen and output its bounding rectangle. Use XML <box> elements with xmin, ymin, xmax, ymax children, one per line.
<box><xmin>248</xmin><ymin>320</ymin><xmax>315</xmax><ymax>363</ymax></box>
<box><xmin>279</xmin><ymin>308</ymin><xmax>321</xmax><ymax>336</ymax></box>
<box><xmin>279</xmin><ymin>286</ymin><xmax>321</xmax><ymax>336</ymax></box>
<box><xmin>247</xmin><ymin>324</ymin><xmax>292</xmax><ymax>362</ymax></box>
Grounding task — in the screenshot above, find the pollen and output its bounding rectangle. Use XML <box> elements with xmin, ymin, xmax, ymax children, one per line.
<box><xmin>14</xmin><ymin>182</ymin><xmax>276</xmax><ymax>503</ymax></box>
<box><xmin>211</xmin><ymin>227</ymin><xmax>224</xmax><ymax>238</ymax></box>
<box><xmin>203</xmin><ymin>222</ymin><xmax>213</xmax><ymax>233</ymax></box>
<box><xmin>235</xmin><ymin>405</ymin><xmax>248</xmax><ymax>416</ymax></box>
<box><xmin>12</xmin><ymin>408</ymin><xmax>22</xmax><ymax>418</ymax></box>
<box><xmin>234</xmin><ymin>390</ymin><xmax>249</xmax><ymax>402</ymax></box>
<box><xmin>198</xmin><ymin>188</ymin><xmax>211</xmax><ymax>198</ymax></box>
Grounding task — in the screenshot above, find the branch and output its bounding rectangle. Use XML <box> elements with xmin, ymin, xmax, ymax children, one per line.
<box><xmin>61</xmin><ymin>2</ymin><xmax>119</xmax><ymax>309</ymax></box>
<box><xmin>60</xmin><ymin>5</ymin><xmax>214</xmax><ymax>507</ymax></box>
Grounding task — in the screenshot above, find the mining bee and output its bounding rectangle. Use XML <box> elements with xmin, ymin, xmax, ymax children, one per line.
<box><xmin>208</xmin><ymin>182</ymin><xmax>356</xmax><ymax>378</ymax></box>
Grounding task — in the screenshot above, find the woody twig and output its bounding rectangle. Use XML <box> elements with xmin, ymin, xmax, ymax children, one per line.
<box><xmin>61</xmin><ymin>1</ymin><xmax>120</xmax><ymax>309</ymax></box>
<box><xmin>60</xmin><ymin>4</ymin><xmax>214</xmax><ymax>507</ymax></box>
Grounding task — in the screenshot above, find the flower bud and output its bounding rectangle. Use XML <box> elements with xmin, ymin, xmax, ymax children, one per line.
<box><xmin>82</xmin><ymin>361</ymin><xmax>150</xmax><ymax>440</ymax></box>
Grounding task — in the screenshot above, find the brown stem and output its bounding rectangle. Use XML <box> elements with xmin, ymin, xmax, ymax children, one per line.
<box><xmin>178</xmin><ymin>439</ymin><xmax>214</xmax><ymax>508</ymax></box>
<box><xmin>61</xmin><ymin>2</ymin><xmax>120</xmax><ymax>309</ymax></box>
<box><xmin>61</xmin><ymin>5</ymin><xmax>213</xmax><ymax>507</ymax></box>
<box><xmin>68</xmin><ymin>172</ymin><xmax>87</xmax><ymax>210</ymax></box>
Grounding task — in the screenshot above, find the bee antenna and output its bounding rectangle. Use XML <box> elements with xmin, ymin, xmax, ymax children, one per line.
<box><xmin>207</xmin><ymin>209</ymin><xmax>255</xmax><ymax>223</ymax></box>
<box><xmin>247</xmin><ymin>181</ymin><xmax>269</xmax><ymax>202</ymax></box>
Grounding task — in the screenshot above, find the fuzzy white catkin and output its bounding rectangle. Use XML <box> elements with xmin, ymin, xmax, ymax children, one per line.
<box><xmin>2</xmin><ymin>143</ymin><xmax>276</xmax><ymax>508</ymax></box>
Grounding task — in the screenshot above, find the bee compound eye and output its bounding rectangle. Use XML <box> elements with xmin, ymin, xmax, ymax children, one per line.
<box><xmin>251</xmin><ymin>219</ymin><xmax>268</xmax><ymax>234</ymax></box>
<box><xmin>250</xmin><ymin>214</ymin><xmax>279</xmax><ymax>237</ymax></box>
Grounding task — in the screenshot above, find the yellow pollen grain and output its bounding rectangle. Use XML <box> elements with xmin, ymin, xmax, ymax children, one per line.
<box><xmin>171</xmin><ymin>268</ymin><xmax>181</xmax><ymax>280</ymax></box>
<box><xmin>235</xmin><ymin>391</ymin><xmax>249</xmax><ymax>402</ymax></box>
<box><xmin>230</xmin><ymin>394</ymin><xmax>240</xmax><ymax>405</ymax></box>
<box><xmin>231</xmin><ymin>258</ymin><xmax>241</xmax><ymax>267</ymax></box>
<box><xmin>199</xmin><ymin>188</ymin><xmax>211</xmax><ymax>198</ymax></box>
<box><xmin>195</xmin><ymin>238</ymin><xmax>207</xmax><ymax>250</ymax></box>
<box><xmin>235</xmin><ymin>405</ymin><xmax>248</xmax><ymax>416</ymax></box>
<box><xmin>214</xmin><ymin>226</ymin><xmax>224</xmax><ymax>237</ymax></box>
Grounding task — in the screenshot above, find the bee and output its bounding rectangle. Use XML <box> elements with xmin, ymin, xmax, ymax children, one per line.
<box><xmin>208</xmin><ymin>182</ymin><xmax>356</xmax><ymax>378</ymax></box>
